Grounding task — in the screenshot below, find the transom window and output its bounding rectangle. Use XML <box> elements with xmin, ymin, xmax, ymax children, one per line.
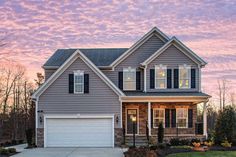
<box><xmin>74</xmin><ymin>70</ymin><xmax>84</xmax><ymax>93</ymax></box>
<box><xmin>176</xmin><ymin>108</ymin><xmax>188</xmax><ymax>128</ymax></box>
<box><xmin>123</xmin><ymin>67</ymin><xmax>136</xmax><ymax>90</ymax></box>
<box><xmin>179</xmin><ymin>65</ymin><xmax>191</xmax><ymax>89</ymax></box>
<box><xmin>155</xmin><ymin>65</ymin><xmax>167</xmax><ymax>89</ymax></box>
<box><xmin>153</xmin><ymin>109</ymin><xmax>165</xmax><ymax>128</ymax></box>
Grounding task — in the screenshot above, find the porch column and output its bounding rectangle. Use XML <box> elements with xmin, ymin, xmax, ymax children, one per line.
<box><xmin>148</xmin><ymin>102</ymin><xmax>151</xmax><ymax>135</ymax></box>
<box><xmin>203</xmin><ymin>102</ymin><xmax>208</xmax><ymax>138</ymax></box>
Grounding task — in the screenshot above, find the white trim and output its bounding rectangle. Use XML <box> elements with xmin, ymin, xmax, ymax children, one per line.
<box><xmin>198</xmin><ymin>65</ymin><xmax>201</xmax><ymax>92</ymax></box>
<box><xmin>44</xmin><ymin>114</ymin><xmax>115</xmax><ymax>148</ymax></box>
<box><xmin>120</xmin><ymin>100</ymin><xmax>123</xmax><ymax>128</ymax></box>
<box><xmin>148</xmin><ymin>102</ymin><xmax>151</xmax><ymax>135</ymax></box>
<box><xmin>32</xmin><ymin>50</ymin><xmax>124</xmax><ymax>99</ymax></box>
<box><xmin>155</xmin><ymin>65</ymin><xmax>167</xmax><ymax>89</ymax></box>
<box><xmin>125</xmin><ymin>107</ymin><xmax>139</xmax><ymax>135</ymax></box>
<box><xmin>141</xmin><ymin>37</ymin><xmax>207</xmax><ymax>66</ymax></box>
<box><xmin>176</xmin><ymin>108</ymin><xmax>188</xmax><ymax>128</ymax></box>
<box><xmin>35</xmin><ymin>99</ymin><xmax>38</xmax><ymax>145</ymax></box>
<box><xmin>203</xmin><ymin>102</ymin><xmax>208</xmax><ymax>138</ymax></box>
<box><xmin>152</xmin><ymin>108</ymin><xmax>165</xmax><ymax>128</ymax></box>
<box><xmin>179</xmin><ymin>65</ymin><xmax>191</xmax><ymax>89</ymax></box>
<box><xmin>110</xmin><ymin>27</ymin><xmax>169</xmax><ymax>68</ymax></box>
<box><xmin>144</xmin><ymin>66</ymin><xmax>147</xmax><ymax>92</ymax></box>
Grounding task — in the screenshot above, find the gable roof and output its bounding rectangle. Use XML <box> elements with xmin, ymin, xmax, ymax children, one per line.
<box><xmin>109</xmin><ymin>27</ymin><xmax>170</xmax><ymax>68</ymax></box>
<box><xmin>43</xmin><ymin>48</ymin><xmax>128</xmax><ymax>68</ymax></box>
<box><xmin>141</xmin><ymin>37</ymin><xmax>207</xmax><ymax>67</ymax></box>
<box><xmin>33</xmin><ymin>50</ymin><xmax>125</xmax><ymax>99</ymax></box>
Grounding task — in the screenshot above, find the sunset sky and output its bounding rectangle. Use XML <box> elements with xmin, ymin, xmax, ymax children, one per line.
<box><xmin>0</xmin><ymin>0</ymin><xmax>235</xmax><ymax>104</ymax></box>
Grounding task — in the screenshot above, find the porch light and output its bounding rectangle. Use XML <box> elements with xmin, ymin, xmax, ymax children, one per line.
<box><xmin>131</xmin><ymin>116</ymin><xmax>136</xmax><ymax>122</ymax></box>
<box><xmin>116</xmin><ymin>115</ymin><xmax>119</xmax><ymax>124</ymax></box>
<box><xmin>131</xmin><ymin>116</ymin><xmax>136</xmax><ymax>147</ymax></box>
<box><xmin>39</xmin><ymin>116</ymin><xmax>43</xmax><ymax>124</ymax></box>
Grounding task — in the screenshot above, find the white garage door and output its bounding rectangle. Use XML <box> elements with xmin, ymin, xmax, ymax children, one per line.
<box><xmin>45</xmin><ymin>118</ymin><xmax>113</xmax><ymax>147</ymax></box>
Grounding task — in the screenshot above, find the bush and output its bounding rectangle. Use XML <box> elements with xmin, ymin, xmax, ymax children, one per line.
<box><xmin>8</xmin><ymin>148</ymin><xmax>16</xmax><ymax>153</ymax></box>
<box><xmin>0</xmin><ymin>148</ymin><xmax>9</xmax><ymax>155</ymax></box>
<box><xmin>25</xmin><ymin>128</ymin><xmax>33</xmax><ymax>146</ymax></box>
<box><xmin>170</xmin><ymin>138</ymin><xmax>180</xmax><ymax>146</ymax></box>
<box><xmin>179</xmin><ymin>139</ymin><xmax>190</xmax><ymax>145</ymax></box>
<box><xmin>214</xmin><ymin>106</ymin><xmax>236</xmax><ymax>144</ymax></box>
<box><xmin>11</xmin><ymin>140</ymin><xmax>17</xmax><ymax>145</ymax></box>
<box><xmin>158</xmin><ymin>143</ymin><xmax>167</xmax><ymax>149</ymax></box>
<box><xmin>158</xmin><ymin>122</ymin><xmax>164</xmax><ymax>143</ymax></box>
<box><xmin>221</xmin><ymin>140</ymin><xmax>232</xmax><ymax>148</ymax></box>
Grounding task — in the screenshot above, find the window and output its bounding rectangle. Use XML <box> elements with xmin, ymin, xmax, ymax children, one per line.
<box><xmin>176</xmin><ymin>108</ymin><xmax>188</xmax><ymax>128</ymax></box>
<box><xmin>74</xmin><ymin>70</ymin><xmax>84</xmax><ymax>93</ymax></box>
<box><xmin>155</xmin><ymin>65</ymin><xmax>167</xmax><ymax>89</ymax></box>
<box><xmin>179</xmin><ymin>65</ymin><xmax>191</xmax><ymax>88</ymax></box>
<box><xmin>123</xmin><ymin>67</ymin><xmax>136</xmax><ymax>90</ymax></box>
<box><xmin>153</xmin><ymin>109</ymin><xmax>165</xmax><ymax>128</ymax></box>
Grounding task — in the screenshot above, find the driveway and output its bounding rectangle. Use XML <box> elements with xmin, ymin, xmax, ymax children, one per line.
<box><xmin>12</xmin><ymin>147</ymin><xmax>125</xmax><ymax>157</ymax></box>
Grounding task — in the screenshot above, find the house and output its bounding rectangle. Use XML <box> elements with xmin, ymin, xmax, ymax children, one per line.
<box><xmin>32</xmin><ymin>27</ymin><xmax>210</xmax><ymax>148</ymax></box>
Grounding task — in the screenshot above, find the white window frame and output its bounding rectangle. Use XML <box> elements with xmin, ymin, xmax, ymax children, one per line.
<box><xmin>123</xmin><ymin>67</ymin><xmax>136</xmax><ymax>91</ymax></box>
<box><xmin>153</xmin><ymin>108</ymin><xmax>165</xmax><ymax>128</ymax></box>
<box><xmin>74</xmin><ymin>70</ymin><xmax>84</xmax><ymax>94</ymax></box>
<box><xmin>179</xmin><ymin>64</ymin><xmax>191</xmax><ymax>89</ymax></box>
<box><xmin>176</xmin><ymin>108</ymin><xmax>188</xmax><ymax>128</ymax></box>
<box><xmin>155</xmin><ymin>65</ymin><xmax>167</xmax><ymax>89</ymax></box>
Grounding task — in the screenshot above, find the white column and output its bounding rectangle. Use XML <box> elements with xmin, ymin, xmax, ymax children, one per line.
<box><xmin>148</xmin><ymin>102</ymin><xmax>151</xmax><ymax>135</ymax></box>
<box><xmin>203</xmin><ymin>102</ymin><xmax>208</xmax><ymax>138</ymax></box>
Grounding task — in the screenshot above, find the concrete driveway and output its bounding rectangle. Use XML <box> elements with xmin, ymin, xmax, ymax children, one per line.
<box><xmin>12</xmin><ymin>147</ymin><xmax>125</xmax><ymax>157</ymax></box>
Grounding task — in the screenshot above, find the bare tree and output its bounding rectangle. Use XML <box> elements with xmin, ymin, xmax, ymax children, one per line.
<box><xmin>217</xmin><ymin>79</ymin><xmax>230</xmax><ymax>110</ymax></box>
<box><xmin>34</xmin><ymin>73</ymin><xmax>44</xmax><ymax>88</ymax></box>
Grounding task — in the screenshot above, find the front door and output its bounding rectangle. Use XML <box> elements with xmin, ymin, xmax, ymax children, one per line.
<box><xmin>126</xmin><ymin>109</ymin><xmax>138</xmax><ymax>134</ymax></box>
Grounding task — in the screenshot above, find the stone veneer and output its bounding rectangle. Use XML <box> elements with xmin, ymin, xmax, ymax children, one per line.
<box><xmin>36</xmin><ymin>128</ymin><xmax>44</xmax><ymax>147</ymax></box>
<box><xmin>114</xmin><ymin>128</ymin><xmax>123</xmax><ymax>146</ymax></box>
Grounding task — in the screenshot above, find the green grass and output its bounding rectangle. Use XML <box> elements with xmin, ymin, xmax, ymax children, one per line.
<box><xmin>167</xmin><ymin>151</ymin><xmax>236</xmax><ymax>157</ymax></box>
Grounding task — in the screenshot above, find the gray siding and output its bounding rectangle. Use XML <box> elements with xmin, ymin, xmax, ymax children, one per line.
<box><xmin>38</xmin><ymin>56</ymin><xmax>121</xmax><ymax>128</ymax></box>
<box><xmin>146</xmin><ymin>45</ymin><xmax>200</xmax><ymax>92</ymax></box>
<box><xmin>103</xmin><ymin>35</ymin><xmax>166</xmax><ymax>91</ymax></box>
<box><xmin>45</xmin><ymin>69</ymin><xmax>57</xmax><ymax>80</ymax></box>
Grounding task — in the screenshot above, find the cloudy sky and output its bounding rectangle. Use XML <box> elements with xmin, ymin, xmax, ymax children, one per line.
<box><xmin>0</xmin><ymin>0</ymin><xmax>235</xmax><ymax>103</ymax></box>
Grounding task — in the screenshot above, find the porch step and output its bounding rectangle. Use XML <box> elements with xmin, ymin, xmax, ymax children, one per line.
<box><xmin>125</xmin><ymin>136</ymin><xmax>149</xmax><ymax>146</ymax></box>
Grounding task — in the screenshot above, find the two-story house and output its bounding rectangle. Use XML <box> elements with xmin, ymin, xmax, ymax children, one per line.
<box><xmin>32</xmin><ymin>27</ymin><xmax>210</xmax><ymax>147</ymax></box>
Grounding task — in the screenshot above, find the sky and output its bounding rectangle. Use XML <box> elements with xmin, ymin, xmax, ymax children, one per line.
<box><xmin>0</xmin><ymin>0</ymin><xmax>235</xmax><ymax>104</ymax></box>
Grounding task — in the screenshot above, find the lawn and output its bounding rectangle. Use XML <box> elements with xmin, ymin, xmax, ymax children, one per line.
<box><xmin>167</xmin><ymin>151</ymin><xmax>236</xmax><ymax>157</ymax></box>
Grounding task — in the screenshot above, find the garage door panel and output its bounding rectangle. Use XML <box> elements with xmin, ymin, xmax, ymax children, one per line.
<box><xmin>45</xmin><ymin>118</ymin><xmax>113</xmax><ymax>147</ymax></box>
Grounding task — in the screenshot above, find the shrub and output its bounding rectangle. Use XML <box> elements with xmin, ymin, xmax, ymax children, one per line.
<box><xmin>170</xmin><ymin>138</ymin><xmax>180</xmax><ymax>146</ymax></box>
<box><xmin>191</xmin><ymin>138</ymin><xmax>200</xmax><ymax>144</ymax></box>
<box><xmin>158</xmin><ymin>122</ymin><xmax>164</xmax><ymax>143</ymax></box>
<box><xmin>8</xmin><ymin>148</ymin><xmax>16</xmax><ymax>153</ymax></box>
<box><xmin>179</xmin><ymin>139</ymin><xmax>190</xmax><ymax>145</ymax></box>
<box><xmin>221</xmin><ymin>140</ymin><xmax>232</xmax><ymax>148</ymax></box>
<box><xmin>11</xmin><ymin>140</ymin><xmax>17</xmax><ymax>145</ymax></box>
<box><xmin>192</xmin><ymin>142</ymin><xmax>201</xmax><ymax>147</ymax></box>
<box><xmin>149</xmin><ymin>145</ymin><xmax>157</xmax><ymax>150</ymax></box>
<box><xmin>0</xmin><ymin>148</ymin><xmax>9</xmax><ymax>155</ymax></box>
<box><xmin>214</xmin><ymin>106</ymin><xmax>236</xmax><ymax>144</ymax></box>
<box><xmin>25</xmin><ymin>128</ymin><xmax>33</xmax><ymax>146</ymax></box>
<box><xmin>158</xmin><ymin>143</ymin><xmax>167</xmax><ymax>149</ymax></box>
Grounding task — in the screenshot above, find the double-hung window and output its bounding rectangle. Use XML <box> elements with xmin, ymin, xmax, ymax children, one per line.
<box><xmin>74</xmin><ymin>70</ymin><xmax>84</xmax><ymax>93</ymax></box>
<box><xmin>123</xmin><ymin>67</ymin><xmax>136</xmax><ymax>90</ymax></box>
<box><xmin>153</xmin><ymin>109</ymin><xmax>165</xmax><ymax>128</ymax></box>
<box><xmin>176</xmin><ymin>108</ymin><xmax>188</xmax><ymax>128</ymax></box>
<box><xmin>155</xmin><ymin>65</ymin><xmax>167</xmax><ymax>89</ymax></box>
<box><xmin>179</xmin><ymin>65</ymin><xmax>191</xmax><ymax>88</ymax></box>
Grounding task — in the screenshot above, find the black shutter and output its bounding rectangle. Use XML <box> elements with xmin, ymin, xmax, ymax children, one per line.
<box><xmin>69</xmin><ymin>74</ymin><xmax>74</xmax><ymax>93</ymax></box>
<box><xmin>191</xmin><ymin>69</ymin><xmax>196</xmax><ymax>88</ymax></box>
<box><xmin>151</xmin><ymin>108</ymin><xmax>153</xmax><ymax>128</ymax></box>
<box><xmin>171</xmin><ymin>109</ymin><xmax>176</xmax><ymax>128</ymax></box>
<box><xmin>167</xmin><ymin>69</ymin><xmax>172</xmax><ymax>88</ymax></box>
<box><xmin>136</xmin><ymin>71</ymin><xmax>141</xmax><ymax>90</ymax></box>
<box><xmin>165</xmin><ymin>109</ymin><xmax>170</xmax><ymax>128</ymax></box>
<box><xmin>174</xmin><ymin>69</ymin><xmax>179</xmax><ymax>88</ymax></box>
<box><xmin>150</xmin><ymin>69</ymin><xmax>155</xmax><ymax>89</ymax></box>
<box><xmin>118</xmin><ymin>72</ymin><xmax>123</xmax><ymax>90</ymax></box>
<box><xmin>84</xmin><ymin>74</ymin><xmax>89</xmax><ymax>93</ymax></box>
<box><xmin>188</xmin><ymin>109</ymin><xmax>193</xmax><ymax>128</ymax></box>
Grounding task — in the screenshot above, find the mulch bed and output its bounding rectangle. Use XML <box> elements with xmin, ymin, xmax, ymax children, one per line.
<box><xmin>157</xmin><ymin>147</ymin><xmax>194</xmax><ymax>157</ymax></box>
<box><xmin>209</xmin><ymin>146</ymin><xmax>236</xmax><ymax>151</ymax></box>
<box><xmin>0</xmin><ymin>152</ymin><xmax>18</xmax><ymax>157</ymax></box>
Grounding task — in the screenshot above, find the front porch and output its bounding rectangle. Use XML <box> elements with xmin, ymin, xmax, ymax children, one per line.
<box><xmin>120</xmin><ymin>96</ymin><xmax>208</xmax><ymax>145</ymax></box>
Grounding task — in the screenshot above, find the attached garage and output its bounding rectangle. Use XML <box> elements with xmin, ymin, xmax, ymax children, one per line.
<box><xmin>44</xmin><ymin>115</ymin><xmax>114</xmax><ymax>147</ymax></box>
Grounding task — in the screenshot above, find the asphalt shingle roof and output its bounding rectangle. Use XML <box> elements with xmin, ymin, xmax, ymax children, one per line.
<box><xmin>43</xmin><ymin>48</ymin><xmax>128</xmax><ymax>67</ymax></box>
<box><xmin>124</xmin><ymin>91</ymin><xmax>210</xmax><ymax>97</ymax></box>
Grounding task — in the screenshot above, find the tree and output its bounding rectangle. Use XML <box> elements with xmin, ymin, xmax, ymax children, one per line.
<box><xmin>34</xmin><ymin>73</ymin><xmax>44</xmax><ymax>88</ymax></box>
<box><xmin>157</xmin><ymin>122</ymin><xmax>164</xmax><ymax>143</ymax></box>
<box><xmin>214</xmin><ymin>106</ymin><xmax>236</xmax><ymax>144</ymax></box>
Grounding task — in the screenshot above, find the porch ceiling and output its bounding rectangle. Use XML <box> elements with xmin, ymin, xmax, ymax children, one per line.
<box><xmin>121</xmin><ymin>92</ymin><xmax>210</xmax><ymax>103</ymax></box>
